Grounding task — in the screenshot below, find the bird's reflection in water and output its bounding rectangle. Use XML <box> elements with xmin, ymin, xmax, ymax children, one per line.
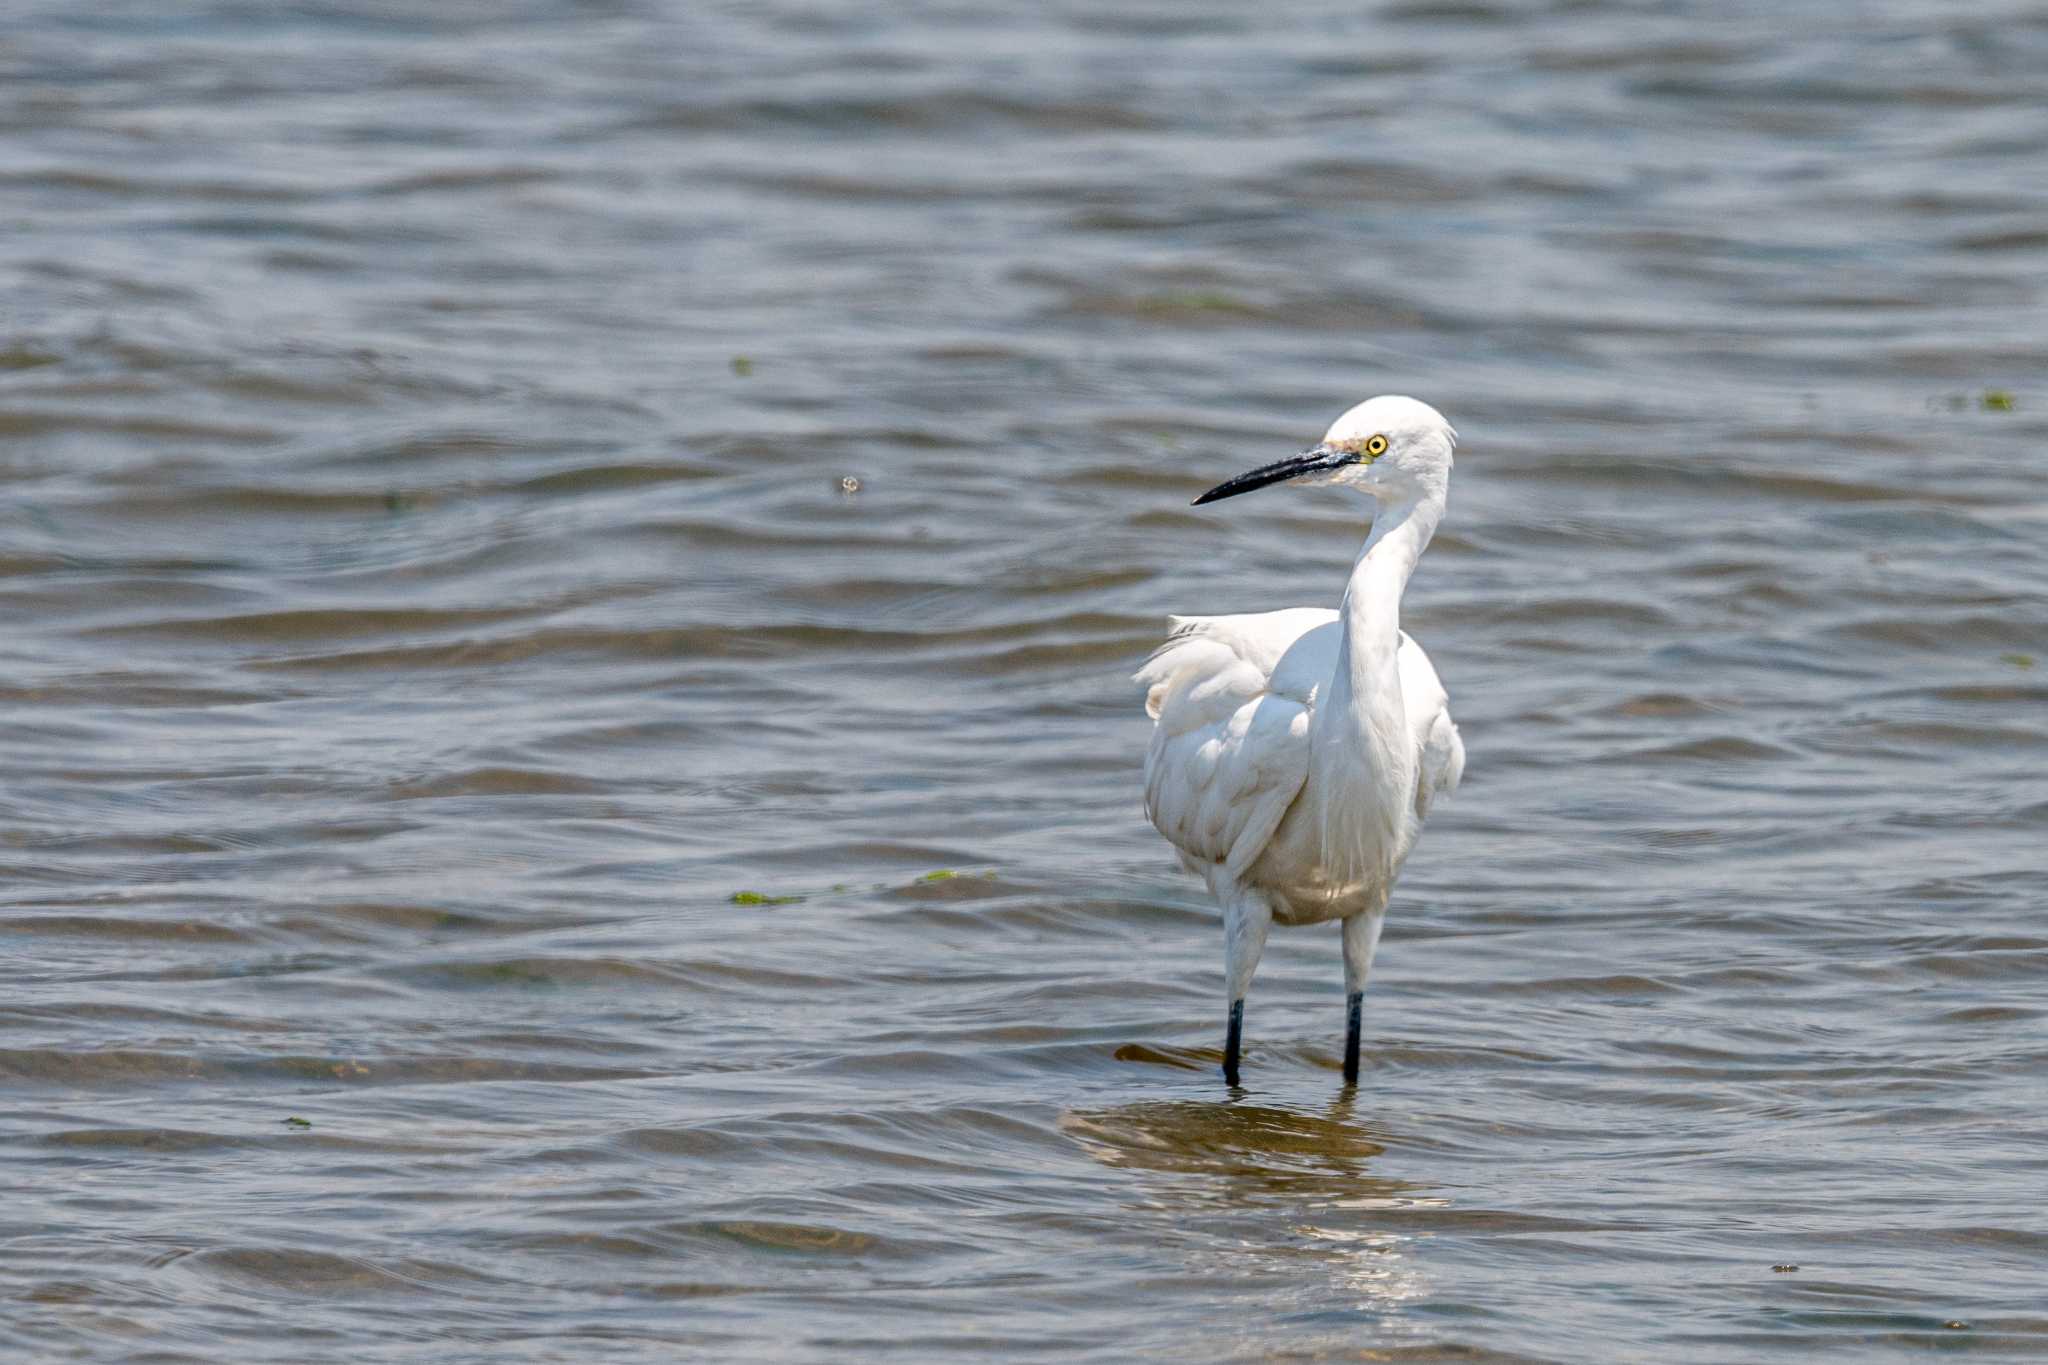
<box><xmin>1059</xmin><ymin>1093</ymin><xmax>1444</xmax><ymax>1331</ymax></box>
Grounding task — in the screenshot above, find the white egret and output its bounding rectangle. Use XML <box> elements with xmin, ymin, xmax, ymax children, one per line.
<box><xmin>1136</xmin><ymin>395</ymin><xmax>1465</xmax><ymax>1087</ymax></box>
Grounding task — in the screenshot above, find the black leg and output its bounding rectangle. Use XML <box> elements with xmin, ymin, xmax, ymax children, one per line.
<box><xmin>1342</xmin><ymin>991</ymin><xmax>1363</xmax><ymax>1085</ymax></box>
<box><xmin>1223</xmin><ymin>998</ymin><xmax>1245</xmax><ymax>1086</ymax></box>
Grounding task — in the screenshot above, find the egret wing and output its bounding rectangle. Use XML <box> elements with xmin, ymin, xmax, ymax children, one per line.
<box><xmin>1396</xmin><ymin>631</ymin><xmax>1464</xmax><ymax>820</ymax></box>
<box><xmin>1135</xmin><ymin>610</ymin><xmax>1337</xmax><ymax>877</ymax></box>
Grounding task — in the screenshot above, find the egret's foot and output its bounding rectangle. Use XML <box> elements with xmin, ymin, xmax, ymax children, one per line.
<box><xmin>1223</xmin><ymin>998</ymin><xmax>1245</xmax><ymax>1086</ymax></box>
<box><xmin>1342</xmin><ymin>991</ymin><xmax>1364</xmax><ymax>1086</ymax></box>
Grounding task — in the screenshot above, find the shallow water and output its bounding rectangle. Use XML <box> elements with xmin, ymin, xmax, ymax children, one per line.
<box><xmin>4</xmin><ymin>2</ymin><xmax>2047</xmax><ymax>1360</ymax></box>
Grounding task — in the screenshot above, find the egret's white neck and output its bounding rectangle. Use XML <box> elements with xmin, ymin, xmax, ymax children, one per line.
<box><xmin>1309</xmin><ymin>486</ymin><xmax>1443</xmax><ymax>886</ymax></box>
<box><xmin>1341</xmin><ymin>489</ymin><xmax>1441</xmax><ymax>668</ymax></box>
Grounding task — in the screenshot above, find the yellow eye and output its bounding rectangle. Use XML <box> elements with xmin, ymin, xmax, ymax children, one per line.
<box><xmin>1365</xmin><ymin>434</ymin><xmax>1389</xmax><ymax>457</ymax></box>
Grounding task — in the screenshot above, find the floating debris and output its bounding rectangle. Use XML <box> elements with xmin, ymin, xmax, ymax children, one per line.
<box><xmin>0</xmin><ymin>344</ymin><xmax>60</xmax><ymax>371</ymax></box>
<box><xmin>730</xmin><ymin>890</ymin><xmax>802</xmax><ymax>906</ymax></box>
<box><xmin>1933</xmin><ymin>389</ymin><xmax>2019</xmax><ymax>412</ymax></box>
<box><xmin>281</xmin><ymin>1116</ymin><xmax>313</xmax><ymax>1129</ymax></box>
<box><xmin>838</xmin><ymin>475</ymin><xmax>862</xmax><ymax>494</ymax></box>
<box><xmin>730</xmin><ymin>356</ymin><xmax>754</xmax><ymax>376</ymax></box>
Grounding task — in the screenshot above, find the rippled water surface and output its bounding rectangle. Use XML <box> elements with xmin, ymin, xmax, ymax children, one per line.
<box><xmin>5</xmin><ymin>2</ymin><xmax>2048</xmax><ymax>1360</ymax></box>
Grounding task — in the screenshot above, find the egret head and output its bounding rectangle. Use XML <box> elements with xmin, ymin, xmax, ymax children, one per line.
<box><xmin>1193</xmin><ymin>395</ymin><xmax>1457</xmax><ymax>506</ymax></box>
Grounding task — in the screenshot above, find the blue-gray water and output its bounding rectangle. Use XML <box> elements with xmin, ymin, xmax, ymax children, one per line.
<box><xmin>4</xmin><ymin>2</ymin><xmax>2046</xmax><ymax>1360</ymax></box>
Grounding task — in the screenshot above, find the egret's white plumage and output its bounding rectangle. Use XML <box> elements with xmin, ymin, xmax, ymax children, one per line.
<box><xmin>1135</xmin><ymin>395</ymin><xmax>1464</xmax><ymax>1085</ymax></box>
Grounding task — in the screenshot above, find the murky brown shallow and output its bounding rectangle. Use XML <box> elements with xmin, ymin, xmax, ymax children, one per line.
<box><xmin>4</xmin><ymin>2</ymin><xmax>2047</xmax><ymax>1360</ymax></box>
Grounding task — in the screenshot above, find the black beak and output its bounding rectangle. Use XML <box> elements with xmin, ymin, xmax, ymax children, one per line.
<box><xmin>1192</xmin><ymin>444</ymin><xmax>1350</xmax><ymax>506</ymax></box>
